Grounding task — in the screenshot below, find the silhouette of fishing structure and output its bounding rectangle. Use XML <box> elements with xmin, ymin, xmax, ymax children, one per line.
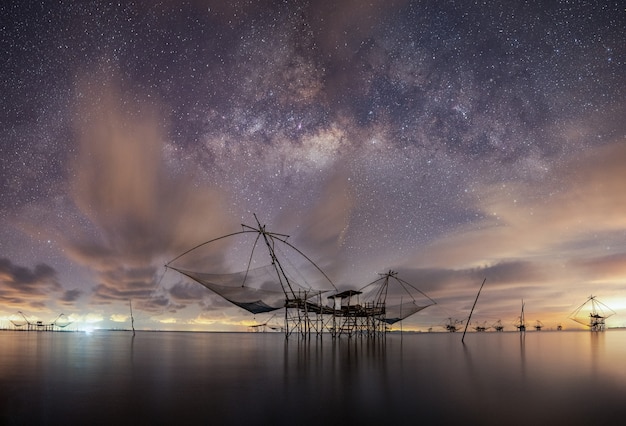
<box><xmin>568</xmin><ymin>295</ymin><xmax>615</xmax><ymax>331</ymax></box>
<box><xmin>165</xmin><ymin>215</ymin><xmax>436</xmax><ymax>338</ymax></box>
<box><xmin>444</xmin><ymin>317</ymin><xmax>463</xmax><ymax>332</ymax></box>
<box><xmin>534</xmin><ymin>320</ymin><xmax>543</xmax><ymax>331</ymax></box>
<box><xmin>9</xmin><ymin>311</ymin><xmax>72</xmax><ymax>331</ymax></box>
<box><xmin>327</xmin><ymin>270</ymin><xmax>437</xmax><ymax>338</ymax></box>
<box><xmin>514</xmin><ymin>301</ymin><xmax>527</xmax><ymax>332</ymax></box>
<box><xmin>492</xmin><ymin>319</ymin><xmax>504</xmax><ymax>332</ymax></box>
<box><xmin>471</xmin><ymin>321</ymin><xmax>489</xmax><ymax>332</ymax></box>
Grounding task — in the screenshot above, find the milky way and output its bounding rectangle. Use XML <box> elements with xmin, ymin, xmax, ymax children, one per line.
<box><xmin>1</xmin><ymin>1</ymin><xmax>625</xmax><ymax>331</ymax></box>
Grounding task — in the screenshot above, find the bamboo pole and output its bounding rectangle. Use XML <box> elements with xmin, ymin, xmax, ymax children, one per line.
<box><xmin>462</xmin><ymin>278</ymin><xmax>486</xmax><ymax>343</ymax></box>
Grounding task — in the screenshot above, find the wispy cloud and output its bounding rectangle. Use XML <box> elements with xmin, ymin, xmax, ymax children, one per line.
<box><xmin>411</xmin><ymin>141</ymin><xmax>626</xmax><ymax>268</ymax></box>
<box><xmin>57</xmin><ymin>76</ymin><xmax>235</xmax><ymax>313</ymax></box>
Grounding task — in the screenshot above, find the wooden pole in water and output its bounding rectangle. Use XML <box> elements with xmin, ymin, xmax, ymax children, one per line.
<box><xmin>462</xmin><ymin>278</ymin><xmax>486</xmax><ymax>344</ymax></box>
<box><xmin>129</xmin><ymin>299</ymin><xmax>136</xmax><ymax>336</ymax></box>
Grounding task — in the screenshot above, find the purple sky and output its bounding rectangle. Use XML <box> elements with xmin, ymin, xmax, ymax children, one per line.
<box><xmin>1</xmin><ymin>0</ymin><xmax>625</xmax><ymax>331</ymax></box>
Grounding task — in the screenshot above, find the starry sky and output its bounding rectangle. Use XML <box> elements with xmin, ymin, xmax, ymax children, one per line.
<box><xmin>1</xmin><ymin>0</ymin><xmax>625</xmax><ymax>332</ymax></box>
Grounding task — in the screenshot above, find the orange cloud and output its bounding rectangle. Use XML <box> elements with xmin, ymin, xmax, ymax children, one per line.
<box><xmin>61</xmin><ymin>75</ymin><xmax>235</xmax><ymax>311</ymax></box>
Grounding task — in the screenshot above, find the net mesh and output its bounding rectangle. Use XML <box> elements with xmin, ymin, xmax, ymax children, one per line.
<box><xmin>381</xmin><ymin>301</ymin><xmax>431</xmax><ymax>324</ymax></box>
<box><xmin>353</xmin><ymin>272</ymin><xmax>437</xmax><ymax>324</ymax></box>
<box><xmin>171</xmin><ymin>263</ymin><xmax>326</xmax><ymax>314</ymax></box>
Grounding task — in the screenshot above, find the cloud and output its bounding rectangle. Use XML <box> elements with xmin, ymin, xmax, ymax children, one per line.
<box><xmin>189</xmin><ymin>311</ymin><xmax>253</xmax><ymax>331</ymax></box>
<box><xmin>85</xmin><ymin>313</ymin><xmax>104</xmax><ymax>323</ymax></box>
<box><xmin>411</xmin><ymin>141</ymin><xmax>626</xmax><ymax>269</ymax></box>
<box><xmin>110</xmin><ymin>313</ymin><xmax>129</xmax><ymax>322</ymax></box>
<box><xmin>137</xmin><ymin>295</ymin><xmax>171</xmax><ymax>313</ymax></box>
<box><xmin>60</xmin><ymin>289</ymin><xmax>82</xmax><ymax>303</ymax></box>
<box><xmin>0</xmin><ymin>259</ymin><xmax>58</xmax><ymax>287</ymax></box>
<box><xmin>0</xmin><ymin>258</ymin><xmax>63</xmax><ymax>309</ymax></box>
<box><xmin>59</xmin><ymin>75</ymin><xmax>235</xmax><ymax>312</ymax></box>
<box><xmin>169</xmin><ymin>282</ymin><xmax>209</xmax><ymax>304</ymax></box>
<box><xmin>573</xmin><ymin>253</ymin><xmax>626</xmax><ymax>281</ymax></box>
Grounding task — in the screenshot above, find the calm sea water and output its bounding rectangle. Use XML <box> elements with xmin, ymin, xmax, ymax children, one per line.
<box><xmin>1</xmin><ymin>330</ymin><xmax>626</xmax><ymax>425</ymax></box>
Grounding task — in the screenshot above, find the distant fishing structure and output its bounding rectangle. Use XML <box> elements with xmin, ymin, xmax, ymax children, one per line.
<box><xmin>514</xmin><ymin>300</ymin><xmax>527</xmax><ymax>332</ymax></box>
<box><xmin>165</xmin><ymin>214</ymin><xmax>436</xmax><ymax>339</ymax></box>
<box><xmin>444</xmin><ymin>318</ymin><xmax>463</xmax><ymax>332</ymax></box>
<box><xmin>472</xmin><ymin>321</ymin><xmax>488</xmax><ymax>332</ymax></box>
<box><xmin>9</xmin><ymin>311</ymin><xmax>72</xmax><ymax>331</ymax></box>
<box><xmin>492</xmin><ymin>319</ymin><xmax>504</xmax><ymax>332</ymax></box>
<box><xmin>568</xmin><ymin>295</ymin><xmax>616</xmax><ymax>331</ymax></box>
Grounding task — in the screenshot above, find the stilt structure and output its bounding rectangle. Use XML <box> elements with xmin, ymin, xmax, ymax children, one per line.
<box><xmin>327</xmin><ymin>289</ymin><xmax>386</xmax><ymax>338</ymax></box>
<box><xmin>492</xmin><ymin>319</ymin><xmax>504</xmax><ymax>332</ymax></box>
<box><xmin>327</xmin><ymin>270</ymin><xmax>435</xmax><ymax>338</ymax></box>
<box><xmin>515</xmin><ymin>301</ymin><xmax>526</xmax><ymax>332</ymax></box>
<box><xmin>472</xmin><ymin>322</ymin><xmax>488</xmax><ymax>332</ymax></box>
<box><xmin>444</xmin><ymin>318</ymin><xmax>463</xmax><ymax>332</ymax></box>
<box><xmin>166</xmin><ymin>217</ymin><xmax>436</xmax><ymax>339</ymax></box>
<box><xmin>569</xmin><ymin>295</ymin><xmax>615</xmax><ymax>331</ymax></box>
<box><xmin>9</xmin><ymin>312</ymin><xmax>72</xmax><ymax>331</ymax></box>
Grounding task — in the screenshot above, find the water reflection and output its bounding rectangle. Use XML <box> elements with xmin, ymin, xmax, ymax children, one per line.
<box><xmin>461</xmin><ymin>340</ymin><xmax>482</xmax><ymax>397</ymax></box>
<box><xmin>2</xmin><ymin>331</ymin><xmax>626</xmax><ymax>425</ymax></box>
<box><xmin>589</xmin><ymin>330</ymin><xmax>604</xmax><ymax>375</ymax></box>
<box><xmin>130</xmin><ymin>333</ymin><xmax>135</xmax><ymax>367</ymax></box>
<box><xmin>282</xmin><ymin>337</ymin><xmax>392</xmax><ymax>424</ymax></box>
<box><xmin>519</xmin><ymin>331</ymin><xmax>526</xmax><ymax>379</ymax></box>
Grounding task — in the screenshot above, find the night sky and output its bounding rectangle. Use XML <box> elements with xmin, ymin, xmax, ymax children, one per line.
<box><xmin>1</xmin><ymin>0</ymin><xmax>625</xmax><ymax>331</ymax></box>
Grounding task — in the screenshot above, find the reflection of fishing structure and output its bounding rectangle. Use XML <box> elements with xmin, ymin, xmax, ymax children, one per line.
<box><xmin>248</xmin><ymin>314</ymin><xmax>282</xmax><ymax>333</ymax></box>
<box><xmin>514</xmin><ymin>301</ymin><xmax>526</xmax><ymax>332</ymax></box>
<box><xmin>9</xmin><ymin>311</ymin><xmax>73</xmax><ymax>331</ymax></box>
<box><xmin>568</xmin><ymin>295</ymin><xmax>615</xmax><ymax>331</ymax></box>
<box><xmin>166</xmin><ymin>215</ymin><xmax>436</xmax><ymax>338</ymax></box>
